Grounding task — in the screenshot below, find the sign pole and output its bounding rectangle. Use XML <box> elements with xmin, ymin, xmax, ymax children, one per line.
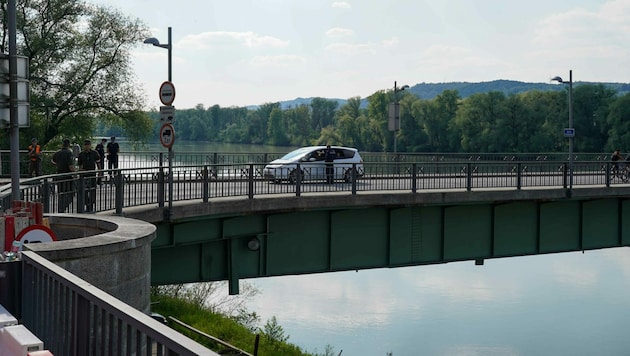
<box><xmin>8</xmin><ymin>0</ymin><xmax>19</xmax><ymax>201</ymax></box>
<box><xmin>167</xmin><ymin>27</ymin><xmax>173</xmax><ymax>221</ymax></box>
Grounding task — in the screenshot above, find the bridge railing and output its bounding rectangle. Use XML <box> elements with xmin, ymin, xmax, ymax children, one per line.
<box><xmin>19</xmin><ymin>250</ymin><xmax>215</xmax><ymax>355</ymax></box>
<box><xmin>0</xmin><ymin>160</ymin><xmax>622</xmax><ymax>215</ymax></box>
<box><xmin>0</xmin><ymin>150</ymin><xmax>616</xmax><ymax>178</ymax></box>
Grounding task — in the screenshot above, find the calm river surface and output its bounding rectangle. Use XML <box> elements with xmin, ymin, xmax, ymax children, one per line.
<box><xmin>134</xmin><ymin>143</ymin><xmax>630</xmax><ymax>355</ymax></box>
<box><xmin>248</xmin><ymin>248</ymin><xmax>630</xmax><ymax>356</ymax></box>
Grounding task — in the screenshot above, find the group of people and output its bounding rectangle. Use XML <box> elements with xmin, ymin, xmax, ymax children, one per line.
<box><xmin>47</xmin><ymin>136</ymin><xmax>120</xmax><ymax>213</ymax></box>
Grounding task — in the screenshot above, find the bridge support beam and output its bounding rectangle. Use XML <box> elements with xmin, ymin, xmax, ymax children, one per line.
<box><xmin>149</xmin><ymin>196</ymin><xmax>630</xmax><ymax>293</ymax></box>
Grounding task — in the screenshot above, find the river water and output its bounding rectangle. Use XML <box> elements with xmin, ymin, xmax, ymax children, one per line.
<box><xmin>134</xmin><ymin>142</ymin><xmax>630</xmax><ymax>355</ymax></box>
<box><xmin>248</xmin><ymin>248</ymin><xmax>630</xmax><ymax>355</ymax></box>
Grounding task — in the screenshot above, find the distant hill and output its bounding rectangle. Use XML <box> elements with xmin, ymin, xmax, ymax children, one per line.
<box><xmin>269</xmin><ymin>79</ymin><xmax>630</xmax><ymax>110</ymax></box>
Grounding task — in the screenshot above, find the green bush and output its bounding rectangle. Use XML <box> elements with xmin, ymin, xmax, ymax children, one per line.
<box><xmin>151</xmin><ymin>294</ymin><xmax>321</xmax><ymax>356</ymax></box>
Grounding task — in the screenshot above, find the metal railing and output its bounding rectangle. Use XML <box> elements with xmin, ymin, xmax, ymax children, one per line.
<box><xmin>0</xmin><ymin>150</ymin><xmax>616</xmax><ymax>179</ymax></box>
<box><xmin>0</xmin><ymin>160</ymin><xmax>623</xmax><ymax>215</ymax></box>
<box><xmin>20</xmin><ymin>251</ymin><xmax>216</xmax><ymax>355</ymax></box>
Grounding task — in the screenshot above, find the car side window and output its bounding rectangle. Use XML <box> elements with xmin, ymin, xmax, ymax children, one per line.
<box><xmin>338</xmin><ymin>149</ymin><xmax>355</xmax><ymax>159</ymax></box>
<box><xmin>304</xmin><ymin>150</ymin><xmax>325</xmax><ymax>162</ymax></box>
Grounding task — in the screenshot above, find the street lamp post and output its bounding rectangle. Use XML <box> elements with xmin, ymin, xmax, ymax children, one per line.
<box><xmin>392</xmin><ymin>81</ymin><xmax>409</xmax><ymax>155</ymax></box>
<box><xmin>144</xmin><ymin>27</ymin><xmax>174</xmax><ymax>218</ymax></box>
<box><xmin>552</xmin><ymin>70</ymin><xmax>574</xmax><ymax>193</ymax></box>
<box><xmin>144</xmin><ymin>27</ymin><xmax>172</xmax><ymax>82</ymax></box>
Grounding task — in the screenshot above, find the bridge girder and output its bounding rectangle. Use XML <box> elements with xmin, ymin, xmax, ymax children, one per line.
<box><xmin>150</xmin><ymin>197</ymin><xmax>630</xmax><ymax>294</ymax></box>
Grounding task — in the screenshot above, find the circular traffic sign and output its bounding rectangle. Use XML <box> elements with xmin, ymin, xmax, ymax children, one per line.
<box><xmin>15</xmin><ymin>224</ymin><xmax>58</xmax><ymax>251</ymax></box>
<box><xmin>159</xmin><ymin>81</ymin><xmax>176</xmax><ymax>105</ymax></box>
<box><xmin>159</xmin><ymin>123</ymin><xmax>175</xmax><ymax>148</ymax></box>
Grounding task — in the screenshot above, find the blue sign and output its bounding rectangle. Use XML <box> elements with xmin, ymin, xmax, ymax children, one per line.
<box><xmin>563</xmin><ymin>128</ymin><xmax>575</xmax><ymax>137</ymax></box>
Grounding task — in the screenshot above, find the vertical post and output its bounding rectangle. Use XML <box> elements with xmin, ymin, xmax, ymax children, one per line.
<box><xmin>8</xmin><ymin>0</ymin><xmax>19</xmax><ymax>202</ymax></box>
<box><xmin>77</xmin><ymin>175</ymin><xmax>85</xmax><ymax>213</ymax></box>
<box><xmin>253</xmin><ymin>334</ymin><xmax>260</xmax><ymax>356</ymax></box>
<box><xmin>248</xmin><ymin>163</ymin><xmax>254</xmax><ymax>199</ymax></box>
<box><xmin>115</xmin><ymin>172</ymin><xmax>123</xmax><ymax>215</ymax></box>
<box><xmin>568</xmin><ymin>70</ymin><xmax>574</xmax><ymax>191</ymax></box>
<box><xmin>295</xmin><ymin>164</ymin><xmax>301</xmax><ymax>197</ymax></box>
<box><xmin>393</xmin><ymin>81</ymin><xmax>398</xmax><ymax>156</ymax></box>
<box><xmin>167</xmin><ymin>27</ymin><xmax>172</xmax><ymax>84</ymax></box>
<box><xmin>167</xmin><ymin>27</ymin><xmax>174</xmax><ymax>220</ymax></box>
<box><xmin>466</xmin><ymin>163</ymin><xmax>472</xmax><ymax>191</ymax></box>
<box><xmin>411</xmin><ymin>163</ymin><xmax>417</xmax><ymax>193</ymax></box>
<box><xmin>42</xmin><ymin>179</ymin><xmax>50</xmax><ymax>213</ymax></box>
<box><xmin>157</xmin><ymin>152</ymin><xmax>164</xmax><ymax>208</ymax></box>
<box><xmin>202</xmin><ymin>165</ymin><xmax>209</xmax><ymax>202</ymax></box>
<box><xmin>351</xmin><ymin>163</ymin><xmax>357</xmax><ymax>195</ymax></box>
<box><xmin>562</xmin><ymin>163</ymin><xmax>568</xmax><ymax>189</ymax></box>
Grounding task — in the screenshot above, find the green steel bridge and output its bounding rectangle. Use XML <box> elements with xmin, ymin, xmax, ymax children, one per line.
<box><xmin>3</xmin><ymin>156</ymin><xmax>630</xmax><ymax>295</ymax></box>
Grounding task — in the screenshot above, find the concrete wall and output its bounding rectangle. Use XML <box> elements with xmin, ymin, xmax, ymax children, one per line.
<box><xmin>23</xmin><ymin>215</ymin><xmax>156</xmax><ymax>313</ymax></box>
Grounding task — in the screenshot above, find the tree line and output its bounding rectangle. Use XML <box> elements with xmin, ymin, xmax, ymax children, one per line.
<box><xmin>1</xmin><ymin>1</ymin><xmax>628</xmax><ymax>155</ymax></box>
<box><xmin>152</xmin><ymin>83</ymin><xmax>629</xmax><ymax>154</ymax></box>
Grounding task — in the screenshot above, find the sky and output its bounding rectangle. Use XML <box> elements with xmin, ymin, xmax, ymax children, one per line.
<box><xmin>90</xmin><ymin>0</ymin><xmax>630</xmax><ymax>109</ymax></box>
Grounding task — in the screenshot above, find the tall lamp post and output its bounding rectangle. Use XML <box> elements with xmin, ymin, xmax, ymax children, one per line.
<box><xmin>392</xmin><ymin>81</ymin><xmax>409</xmax><ymax>155</ymax></box>
<box><xmin>551</xmin><ymin>70</ymin><xmax>574</xmax><ymax>192</ymax></box>
<box><xmin>144</xmin><ymin>27</ymin><xmax>173</xmax><ymax>217</ymax></box>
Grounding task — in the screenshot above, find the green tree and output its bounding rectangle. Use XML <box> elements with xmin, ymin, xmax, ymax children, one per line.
<box><xmin>454</xmin><ymin>92</ymin><xmax>506</xmax><ymax>152</ymax></box>
<box><xmin>422</xmin><ymin>90</ymin><xmax>461</xmax><ymax>152</ymax></box>
<box><xmin>315</xmin><ymin>126</ymin><xmax>342</xmax><ymax>145</ymax></box>
<box><xmin>0</xmin><ymin>0</ymin><xmax>152</xmax><ymax>148</ymax></box>
<box><xmin>285</xmin><ymin>105</ymin><xmax>314</xmax><ymax>146</ymax></box>
<box><xmin>267</xmin><ymin>107</ymin><xmax>289</xmax><ymax>146</ymax></box>
<box><xmin>365</xmin><ymin>90</ymin><xmax>390</xmax><ymax>151</ymax></box>
<box><xmin>517</xmin><ymin>90</ymin><xmax>565</xmax><ymax>152</ymax></box>
<box><xmin>336</xmin><ymin>97</ymin><xmax>365</xmax><ymax>148</ymax></box>
<box><xmin>311</xmin><ymin>97</ymin><xmax>338</xmax><ymax>131</ymax></box>
<box><xmin>263</xmin><ymin>316</ymin><xmax>289</xmax><ymax>346</ymax></box>
<box><xmin>493</xmin><ymin>94</ymin><xmax>531</xmax><ymax>152</ymax></box>
<box><xmin>571</xmin><ymin>84</ymin><xmax>616</xmax><ymax>152</ymax></box>
<box><xmin>398</xmin><ymin>95</ymin><xmax>427</xmax><ymax>152</ymax></box>
<box><xmin>606</xmin><ymin>93</ymin><xmax>630</xmax><ymax>151</ymax></box>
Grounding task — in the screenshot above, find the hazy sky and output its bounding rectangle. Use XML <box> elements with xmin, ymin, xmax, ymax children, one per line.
<box><xmin>92</xmin><ymin>0</ymin><xmax>630</xmax><ymax>109</ymax></box>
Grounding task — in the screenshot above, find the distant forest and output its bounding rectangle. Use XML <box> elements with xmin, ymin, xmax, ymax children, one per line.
<box><xmin>146</xmin><ymin>80</ymin><xmax>630</xmax><ymax>153</ymax></box>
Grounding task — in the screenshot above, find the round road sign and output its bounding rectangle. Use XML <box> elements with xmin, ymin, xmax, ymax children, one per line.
<box><xmin>15</xmin><ymin>224</ymin><xmax>58</xmax><ymax>251</ymax></box>
<box><xmin>159</xmin><ymin>123</ymin><xmax>175</xmax><ymax>148</ymax></box>
<box><xmin>159</xmin><ymin>81</ymin><xmax>176</xmax><ymax>105</ymax></box>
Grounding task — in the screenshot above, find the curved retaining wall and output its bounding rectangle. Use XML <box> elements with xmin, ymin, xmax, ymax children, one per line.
<box><xmin>23</xmin><ymin>214</ymin><xmax>156</xmax><ymax>313</ymax></box>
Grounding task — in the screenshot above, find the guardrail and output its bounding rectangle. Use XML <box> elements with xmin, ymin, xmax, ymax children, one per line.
<box><xmin>0</xmin><ymin>160</ymin><xmax>623</xmax><ymax>215</ymax></box>
<box><xmin>20</xmin><ymin>251</ymin><xmax>216</xmax><ymax>355</ymax></box>
<box><xmin>0</xmin><ymin>150</ymin><xmax>616</xmax><ymax>178</ymax></box>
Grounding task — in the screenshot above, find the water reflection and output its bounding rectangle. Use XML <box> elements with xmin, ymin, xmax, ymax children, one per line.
<box><xmin>248</xmin><ymin>248</ymin><xmax>630</xmax><ymax>355</ymax></box>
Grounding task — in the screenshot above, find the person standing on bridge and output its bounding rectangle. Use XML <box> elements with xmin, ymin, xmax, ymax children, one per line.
<box><xmin>78</xmin><ymin>139</ymin><xmax>100</xmax><ymax>212</ymax></box>
<box><xmin>325</xmin><ymin>144</ymin><xmax>336</xmax><ymax>184</ymax></box>
<box><xmin>51</xmin><ymin>139</ymin><xmax>75</xmax><ymax>213</ymax></box>
<box><xmin>95</xmin><ymin>138</ymin><xmax>106</xmax><ymax>185</ymax></box>
<box><xmin>27</xmin><ymin>137</ymin><xmax>41</xmax><ymax>177</ymax></box>
<box><xmin>106</xmin><ymin>136</ymin><xmax>120</xmax><ymax>181</ymax></box>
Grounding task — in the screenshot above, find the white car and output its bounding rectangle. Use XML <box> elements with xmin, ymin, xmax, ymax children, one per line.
<box><xmin>264</xmin><ymin>146</ymin><xmax>364</xmax><ymax>183</ymax></box>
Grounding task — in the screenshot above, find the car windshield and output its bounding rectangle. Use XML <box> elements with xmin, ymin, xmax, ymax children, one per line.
<box><xmin>279</xmin><ymin>147</ymin><xmax>318</xmax><ymax>161</ymax></box>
